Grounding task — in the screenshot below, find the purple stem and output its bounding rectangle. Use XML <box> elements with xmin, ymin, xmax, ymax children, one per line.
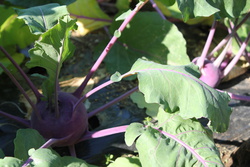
<box><xmin>70</xmin><ymin>13</ymin><xmax>112</xmax><ymax>23</ymax></box>
<box><xmin>68</xmin><ymin>145</ymin><xmax>76</xmax><ymax>157</ymax></box>
<box><xmin>88</xmin><ymin>86</ymin><xmax>138</xmax><ymax>118</ymax></box>
<box><xmin>208</xmin><ymin>12</ymin><xmax>250</xmax><ymax>57</ymax></box>
<box><xmin>73</xmin><ymin>0</ymin><xmax>149</xmax><ymax>98</ymax></box>
<box><xmin>0</xmin><ymin>110</ymin><xmax>30</xmax><ymax>127</ymax></box>
<box><xmin>222</xmin><ymin>31</ymin><xmax>250</xmax><ymax>77</ymax></box>
<box><xmin>228</xmin><ymin>92</ymin><xmax>250</xmax><ymax>102</ymax></box>
<box><xmin>196</xmin><ymin>20</ymin><xmax>217</xmax><ymax>68</ymax></box>
<box><xmin>0</xmin><ymin>63</ymin><xmax>41</xmax><ymax>120</ymax></box>
<box><xmin>78</xmin><ymin>125</ymin><xmax>128</xmax><ymax>142</ymax></box>
<box><xmin>73</xmin><ymin>80</ymin><xmax>114</xmax><ymax>112</ymax></box>
<box><xmin>228</xmin><ymin>20</ymin><xmax>250</xmax><ymax>63</ymax></box>
<box><xmin>149</xmin><ymin>0</ymin><xmax>166</xmax><ymax>20</ymax></box>
<box><xmin>213</xmin><ymin>38</ymin><xmax>232</xmax><ymax>68</ymax></box>
<box><xmin>0</xmin><ymin>46</ymin><xmax>42</xmax><ymax>100</ymax></box>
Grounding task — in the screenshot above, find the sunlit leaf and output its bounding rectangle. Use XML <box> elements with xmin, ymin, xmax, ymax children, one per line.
<box><xmin>16</xmin><ymin>3</ymin><xmax>69</xmax><ymax>35</ymax></box>
<box><xmin>123</xmin><ymin>59</ymin><xmax>232</xmax><ymax>132</ymax></box>
<box><xmin>0</xmin><ymin>157</ymin><xmax>23</xmax><ymax>166</ymax></box>
<box><xmin>27</xmin><ymin>15</ymin><xmax>77</xmax><ymax>99</ymax></box>
<box><xmin>126</xmin><ymin>110</ymin><xmax>223</xmax><ymax>167</ymax></box>
<box><xmin>95</xmin><ymin>12</ymin><xmax>190</xmax><ymax>75</ymax></box>
<box><xmin>67</xmin><ymin>0</ymin><xmax>111</xmax><ymax>35</ymax></box>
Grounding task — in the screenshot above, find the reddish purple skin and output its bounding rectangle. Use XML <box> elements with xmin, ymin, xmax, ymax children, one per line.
<box><xmin>199</xmin><ymin>61</ymin><xmax>221</xmax><ymax>88</ymax></box>
<box><xmin>31</xmin><ymin>92</ymin><xmax>88</xmax><ymax>146</ymax></box>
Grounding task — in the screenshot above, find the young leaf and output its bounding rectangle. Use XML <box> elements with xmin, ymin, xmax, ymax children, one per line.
<box><xmin>94</xmin><ymin>12</ymin><xmax>190</xmax><ymax>75</ymax></box>
<box><xmin>127</xmin><ymin>59</ymin><xmax>232</xmax><ymax>132</ymax></box>
<box><xmin>67</xmin><ymin>0</ymin><xmax>111</xmax><ymax>35</ymax></box>
<box><xmin>0</xmin><ymin>157</ymin><xmax>23</xmax><ymax>166</ymax></box>
<box><xmin>28</xmin><ymin>148</ymin><xmax>62</xmax><ymax>166</ymax></box>
<box><xmin>27</xmin><ymin>15</ymin><xmax>77</xmax><ymax>99</ymax></box>
<box><xmin>128</xmin><ymin>110</ymin><xmax>223</xmax><ymax>167</ymax></box>
<box><xmin>14</xmin><ymin>129</ymin><xmax>45</xmax><ymax>161</ymax></box>
<box><xmin>60</xmin><ymin>156</ymin><xmax>97</xmax><ymax>167</ymax></box>
<box><xmin>15</xmin><ymin>3</ymin><xmax>69</xmax><ymax>35</ymax></box>
<box><xmin>125</xmin><ymin>122</ymin><xmax>144</xmax><ymax>146</ymax></box>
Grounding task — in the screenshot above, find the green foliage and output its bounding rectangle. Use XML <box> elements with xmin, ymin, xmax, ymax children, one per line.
<box><xmin>176</xmin><ymin>0</ymin><xmax>250</xmax><ymax>21</ymax></box>
<box><xmin>0</xmin><ymin>157</ymin><xmax>23</xmax><ymax>167</ymax></box>
<box><xmin>14</xmin><ymin>129</ymin><xmax>46</xmax><ymax>161</ymax></box>
<box><xmin>128</xmin><ymin>59</ymin><xmax>232</xmax><ymax>132</ymax></box>
<box><xmin>6</xmin><ymin>0</ymin><xmax>76</xmax><ymax>8</ymax></box>
<box><xmin>67</xmin><ymin>0</ymin><xmax>111</xmax><ymax>35</ymax></box>
<box><xmin>16</xmin><ymin>3</ymin><xmax>69</xmax><ymax>35</ymax></box>
<box><xmin>0</xmin><ymin>5</ymin><xmax>38</xmax><ymax>74</ymax></box>
<box><xmin>108</xmin><ymin>156</ymin><xmax>141</xmax><ymax>167</ymax></box>
<box><xmin>125</xmin><ymin>109</ymin><xmax>223</xmax><ymax>166</ymax></box>
<box><xmin>95</xmin><ymin>12</ymin><xmax>190</xmax><ymax>75</ymax></box>
<box><xmin>27</xmin><ymin>15</ymin><xmax>77</xmax><ymax>99</ymax></box>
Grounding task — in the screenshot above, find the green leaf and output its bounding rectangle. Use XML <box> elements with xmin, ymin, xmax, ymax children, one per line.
<box><xmin>61</xmin><ymin>156</ymin><xmax>97</xmax><ymax>167</ymax></box>
<box><xmin>27</xmin><ymin>15</ymin><xmax>77</xmax><ymax>99</ymax></box>
<box><xmin>14</xmin><ymin>129</ymin><xmax>45</xmax><ymax>160</ymax></box>
<box><xmin>29</xmin><ymin>148</ymin><xmax>62</xmax><ymax>166</ymax></box>
<box><xmin>0</xmin><ymin>157</ymin><xmax>23</xmax><ymax>166</ymax></box>
<box><xmin>125</xmin><ymin>123</ymin><xmax>144</xmax><ymax>146</ymax></box>
<box><xmin>177</xmin><ymin>0</ymin><xmax>219</xmax><ymax>21</ymax></box>
<box><xmin>157</xmin><ymin>0</ymin><xmax>175</xmax><ymax>6</ymax></box>
<box><xmin>128</xmin><ymin>59</ymin><xmax>232</xmax><ymax>132</ymax></box>
<box><xmin>176</xmin><ymin>0</ymin><xmax>250</xmax><ymax>21</ymax></box>
<box><xmin>130</xmin><ymin>92</ymin><xmax>159</xmax><ymax>118</ymax></box>
<box><xmin>131</xmin><ymin>110</ymin><xmax>223</xmax><ymax>167</ymax></box>
<box><xmin>95</xmin><ymin>12</ymin><xmax>190</xmax><ymax>75</ymax></box>
<box><xmin>0</xmin><ymin>51</ymin><xmax>24</xmax><ymax>74</ymax></box>
<box><xmin>115</xmin><ymin>0</ymin><xmax>131</xmax><ymax>12</ymax></box>
<box><xmin>67</xmin><ymin>0</ymin><xmax>111</xmax><ymax>35</ymax></box>
<box><xmin>108</xmin><ymin>157</ymin><xmax>141</xmax><ymax>167</ymax></box>
<box><xmin>0</xmin><ymin>5</ymin><xmax>38</xmax><ymax>48</ymax></box>
<box><xmin>6</xmin><ymin>0</ymin><xmax>76</xmax><ymax>8</ymax></box>
<box><xmin>15</xmin><ymin>3</ymin><xmax>69</xmax><ymax>35</ymax></box>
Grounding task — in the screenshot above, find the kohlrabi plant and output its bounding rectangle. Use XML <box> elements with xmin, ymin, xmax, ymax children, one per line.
<box><xmin>0</xmin><ymin>0</ymin><xmax>249</xmax><ymax>166</ymax></box>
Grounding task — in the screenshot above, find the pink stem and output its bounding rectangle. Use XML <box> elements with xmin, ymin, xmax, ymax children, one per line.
<box><xmin>78</xmin><ymin>125</ymin><xmax>128</xmax><ymax>142</ymax></box>
<box><xmin>149</xmin><ymin>0</ymin><xmax>166</xmax><ymax>20</ymax></box>
<box><xmin>222</xmin><ymin>32</ymin><xmax>250</xmax><ymax>77</ymax></box>
<box><xmin>208</xmin><ymin>12</ymin><xmax>250</xmax><ymax>58</ymax></box>
<box><xmin>196</xmin><ymin>20</ymin><xmax>217</xmax><ymax>68</ymax></box>
<box><xmin>73</xmin><ymin>0</ymin><xmax>149</xmax><ymax>98</ymax></box>
<box><xmin>87</xmin><ymin>86</ymin><xmax>138</xmax><ymax>118</ymax></box>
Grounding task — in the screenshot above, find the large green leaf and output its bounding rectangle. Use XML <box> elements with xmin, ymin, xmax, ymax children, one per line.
<box><xmin>67</xmin><ymin>0</ymin><xmax>111</xmax><ymax>35</ymax></box>
<box><xmin>176</xmin><ymin>0</ymin><xmax>250</xmax><ymax>21</ymax></box>
<box><xmin>95</xmin><ymin>12</ymin><xmax>190</xmax><ymax>75</ymax></box>
<box><xmin>27</xmin><ymin>15</ymin><xmax>77</xmax><ymax>99</ymax></box>
<box><xmin>113</xmin><ymin>59</ymin><xmax>232</xmax><ymax>132</ymax></box>
<box><xmin>15</xmin><ymin>3</ymin><xmax>69</xmax><ymax>35</ymax></box>
<box><xmin>14</xmin><ymin>129</ymin><xmax>45</xmax><ymax>161</ymax></box>
<box><xmin>125</xmin><ymin>110</ymin><xmax>223</xmax><ymax>167</ymax></box>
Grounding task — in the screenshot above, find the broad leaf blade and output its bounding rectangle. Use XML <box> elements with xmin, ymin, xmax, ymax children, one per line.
<box><xmin>128</xmin><ymin>59</ymin><xmax>231</xmax><ymax>132</ymax></box>
<box><xmin>108</xmin><ymin>157</ymin><xmax>141</xmax><ymax>167</ymax></box>
<box><xmin>14</xmin><ymin>129</ymin><xmax>45</xmax><ymax>161</ymax></box>
<box><xmin>15</xmin><ymin>3</ymin><xmax>69</xmax><ymax>35</ymax></box>
<box><xmin>95</xmin><ymin>12</ymin><xmax>190</xmax><ymax>75</ymax></box>
<box><xmin>67</xmin><ymin>0</ymin><xmax>111</xmax><ymax>35</ymax></box>
<box><xmin>27</xmin><ymin>15</ymin><xmax>77</xmax><ymax>99</ymax></box>
<box><xmin>130</xmin><ymin>110</ymin><xmax>223</xmax><ymax>167</ymax></box>
<box><xmin>0</xmin><ymin>157</ymin><xmax>23</xmax><ymax>166</ymax></box>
